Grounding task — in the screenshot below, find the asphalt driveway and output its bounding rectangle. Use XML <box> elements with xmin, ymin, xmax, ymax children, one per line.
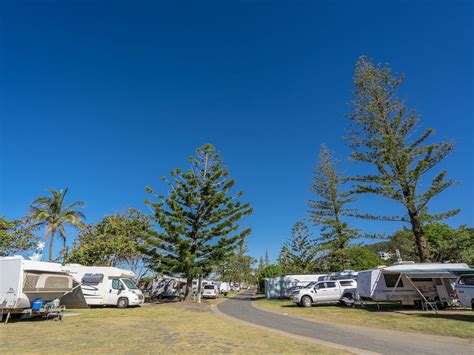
<box><xmin>217</xmin><ymin>291</ymin><xmax>473</xmax><ymax>355</ymax></box>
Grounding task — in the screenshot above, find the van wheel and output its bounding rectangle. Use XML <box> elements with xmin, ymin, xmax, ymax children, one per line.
<box><xmin>117</xmin><ymin>298</ymin><xmax>129</xmax><ymax>308</ymax></box>
<box><xmin>301</xmin><ymin>295</ymin><xmax>312</xmax><ymax>307</ymax></box>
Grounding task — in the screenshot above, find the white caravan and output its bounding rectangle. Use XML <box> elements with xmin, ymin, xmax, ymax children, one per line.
<box><xmin>357</xmin><ymin>262</ymin><xmax>470</xmax><ymax>308</ymax></box>
<box><xmin>215</xmin><ymin>282</ymin><xmax>230</xmax><ymax>296</ymax></box>
<box><xmin>63</xmin><ymin>264</ymin><xmax>144</xmax><ymax>308</ymax></box>
<box><xmin>148</xmin><ymin>276</ymin><xmax>186</xmax><ymax>299</ymax></box>
<box><xmin>0</xmin><ymin>256</ymin><xmax>74</xmax><ymax>314</ymax></box>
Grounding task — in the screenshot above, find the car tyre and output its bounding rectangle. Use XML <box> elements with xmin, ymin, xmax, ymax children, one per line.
<box><xmin>117</xmin><ymin>297</ymin><xmax>129</xmax><ymax>308</ymax></box>
<box><xmin>301</xmin><ymin>295</ymin><xmax>312</xmax><ymax>307</ymax></box>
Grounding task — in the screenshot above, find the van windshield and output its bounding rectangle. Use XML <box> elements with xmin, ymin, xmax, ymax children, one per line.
<box><xmin>122</xmin><ymin>279</ymin><xmax>138</xmax><ymax>289</ymax></box>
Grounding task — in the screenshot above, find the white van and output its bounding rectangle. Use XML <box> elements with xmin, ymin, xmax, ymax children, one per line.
<box><xmin>455</xmin><ymin>274</ymin><xmax>474</xmax><ymax>310</ymax></box>
<box><xmin>63</xmin><ymin>264</ymin><xmax>144</xmax><ymax>308</ymax></box>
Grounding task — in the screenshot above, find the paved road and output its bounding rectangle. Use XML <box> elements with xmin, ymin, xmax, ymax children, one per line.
<box><xmin>217</xmin><ymin>291</ymin><xmax>473</xmax><ymax>355</ymax></box>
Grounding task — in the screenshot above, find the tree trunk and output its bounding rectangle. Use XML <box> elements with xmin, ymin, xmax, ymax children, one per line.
<box><xmin>408</xmin><ymin>210</ymin><xmax>431</xmax><ymax>262</ymax></box>
<box><xmin>48</xmin><ymin>229</ymin><xmax>54</xmax><ymax>262</ymax></box>
<box><xmin>184</xmin><ymin>277</ymin><xmax>193</xmax><ymax>301</ymax></box>
<box><xmin>197</xmin><ymin>274</ymin><xmax>202</xmax><ymax>304</ymax></box>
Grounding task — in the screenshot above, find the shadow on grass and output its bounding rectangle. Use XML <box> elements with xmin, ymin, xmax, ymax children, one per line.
<box><xmin>273</xmin><ymin>301</ymin><xmax>474</xmax><ymax>322</ymax></box>
<box><xmin>417</xmin><ymin>313</ymin><xmax>474</xmax><ymax>323</ymax></box>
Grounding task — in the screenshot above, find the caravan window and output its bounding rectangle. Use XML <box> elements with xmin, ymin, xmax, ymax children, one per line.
<box><xmin>458</xmin><ymin>276</ymin><xmax>474</xmax><ymax>286</ymax></box>
<box><xmin>112</xmin><ymin>279</ymin><xmax>121</xmax><ymax>290</ymax></box>
<box><xmin>384</xmin><ymin>273</ymin><xmax>404</xmax><ymax>288</ymax></box>
<box><xmin>82</xmin><ymin>273</ymin><xmax>104</xmax><ymax>284</ymax></box>
<box><xmin>122</xmin><ymin>279</ymin><xmax>138</xmax><ymax>289</ymax></box>
<box><xmin>44</xmin><ymin>275</ymin><xmax>70</xmax><ymax>289</ymax></box>
<box><xmin>23</xmin><ymin>273</ymin><xmax>40</xmax><ymax>291</ymax></box>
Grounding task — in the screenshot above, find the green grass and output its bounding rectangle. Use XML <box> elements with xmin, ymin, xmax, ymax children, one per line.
<box><xmin>256</xmin><ymin>299</ymin><xmax>474</xmax><ymax>339</ymax></box>
<box><xmin>1</xmin><ymin>301</ymin><xmax>347</xmax><ymax>354</ymax></box>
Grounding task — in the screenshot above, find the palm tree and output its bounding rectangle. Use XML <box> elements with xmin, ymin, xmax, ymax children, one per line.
<box><xmin>29</xmin><ymin>188</ymin><xmax>85</xmax><ymax>261</ymax></box>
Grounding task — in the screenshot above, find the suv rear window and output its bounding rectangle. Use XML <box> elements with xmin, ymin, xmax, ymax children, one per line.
<box><xmin>204</xmin><ymin>285</ymin><xmax>215</xmax><ymax>289</ymax></box>
<box><xmin>340</xmin><ymin>281</ymin><xmax>354</xmax><ymax>286</ymax></box>
<box><xmin>458</xmin><ymin>276</ymin><xmax>474</xmax><ymax>286</ymax></box>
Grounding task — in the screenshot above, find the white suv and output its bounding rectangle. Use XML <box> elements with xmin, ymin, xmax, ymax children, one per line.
<box><xmin>202</xmin><ymin>284</ymin><xmax>219</xmax><ymax>299</ymax></box>
<box><xmin>292</xmin><ymin>279</ymin><xmax>357</xmax><ymax>307</ymax></box>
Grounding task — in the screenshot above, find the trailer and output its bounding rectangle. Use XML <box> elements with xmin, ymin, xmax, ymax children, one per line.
<box><xmin>63</xmin><ymin>264</ymin><xmax>144</xmax><ymax>308</ymax></box>
<box><xmin>148</xmin><ymin>276</ymin><xmax>186</xmax><ymax>300</ymax></box>
<box><xmin>357</xmin><ymin>262</ymin><xmax>471</xmax><ymax>309</ymax></box>
<box><xmin>0</xmin><ymin>256</ymin><xmax>75</xmax><ymax>319</ymax></box>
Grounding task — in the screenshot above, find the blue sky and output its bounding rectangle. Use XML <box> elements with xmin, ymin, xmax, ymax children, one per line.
<box><xmin>1</xmin><ymin>1</ymin><xmax>472</xmax><ymax>262</ymax></box>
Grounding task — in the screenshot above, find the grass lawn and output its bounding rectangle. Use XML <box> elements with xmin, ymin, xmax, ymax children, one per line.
<box><xmin>1</xmin><ymin>300</ymin><xmax>347</xmax><ymax>354</ymax></box>
<box><xmin>256</xmin><ymin>298</ymin><xmax>474</xmax><ymax>339</ymax></box>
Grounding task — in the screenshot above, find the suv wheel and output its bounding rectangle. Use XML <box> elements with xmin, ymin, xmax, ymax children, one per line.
<box><xmin>301</xmin><ymin>295</ymin><xmax>312</xmax><ymax>307</ymax></box>
<box><xmin>117</xmin><ymin>297</ymin><xmax>129</xmax><ymax>308</ymax></box>
<box><xmin>343</xmin><ymin>293</ymin><xmax>353</xmax><ymax>300</ymax></box>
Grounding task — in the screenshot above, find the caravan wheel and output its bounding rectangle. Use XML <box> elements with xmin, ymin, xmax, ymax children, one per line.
<box><xmin>117</xmin><ymin>298</ymin><xmax>129</xmax><ymax>308</ymax></box>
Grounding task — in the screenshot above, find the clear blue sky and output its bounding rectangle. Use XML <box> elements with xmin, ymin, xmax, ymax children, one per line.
<box><xmin>1</xmin><ymin>1</ymin><xmax>472</xmax><ymax>261</ymax></box>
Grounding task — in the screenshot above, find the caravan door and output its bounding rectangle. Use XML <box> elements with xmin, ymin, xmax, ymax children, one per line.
<box><xmin>104</xmin><ymin>279</ymin><xmax>123</xmax><ymax>306</ymax></box>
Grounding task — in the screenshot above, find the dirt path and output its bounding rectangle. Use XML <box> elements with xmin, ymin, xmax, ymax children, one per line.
<box><xmin>217</xmin><ymin>291</ymin><xmax>473</xmax><ymax>355</ymax></box>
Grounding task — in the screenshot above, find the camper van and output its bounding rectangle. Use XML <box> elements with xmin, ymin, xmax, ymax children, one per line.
<box><xmin>63</xmin><ymin>264</ymin><xmax>144</xmax><ymax>308</ymax></box>
<box><xmin>0</xmin><ymin>256</ymin><xmax>74</xmax><ymax>314</ymax></box>
<box><xmin>357</xmin><ymin>262</ymin><xmax>470</xmax><ymax>308</ymax></box>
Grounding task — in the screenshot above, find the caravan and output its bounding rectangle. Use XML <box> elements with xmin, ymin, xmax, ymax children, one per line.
<box><xmin>63</xmin><ymin>264</ymin><xmax>144</xmax><ymax>308</ymax></box>
<box><xmin>357</xmin><ymin>262</ymin><xmax>471</xmax><ymax>308</ymax></box>
<box><xmin>0</xmin><ymin>256</ymin><xmax>74</xmax><ymax>314</ymax></box>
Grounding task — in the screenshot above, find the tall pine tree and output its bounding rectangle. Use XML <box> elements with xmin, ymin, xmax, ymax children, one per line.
<box><xmin>308</xmin><ymin>145</ymin><xmax>359</xmax><ymax>270</ymax></box>
<box><xmin>143</xmin><ymin>144</ymin><xmax>252</xmax><ymax>300</ymax></box>
<box><xmin>278</xmin><ymin>222</ymin><xmax>317</xmax><ymax>274</ymax></box>
<box><xmin>346</xmin><ymin>57</ymin><xmax>458</xmax><ymax>262</ymax></box>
